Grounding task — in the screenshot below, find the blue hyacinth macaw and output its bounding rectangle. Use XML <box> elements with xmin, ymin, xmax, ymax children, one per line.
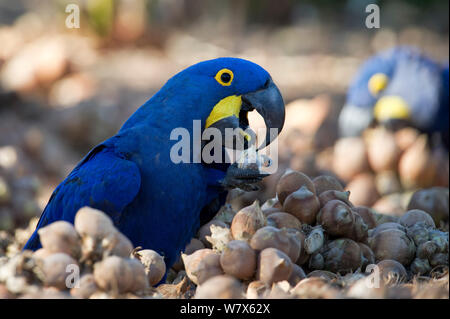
<box><xmin>24</xmin><ymin>58</ymin><xmax>285</xmax><ymax>271</ymax></box>
<box><xmin>339</xmin><ymin>47</ymin><xmax>449</xmax><ymax>147</ymax></box>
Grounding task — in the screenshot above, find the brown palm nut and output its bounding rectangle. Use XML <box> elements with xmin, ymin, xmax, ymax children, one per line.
<box><xmin>283</xmin><ymin>186</ymin><xmax>320</xmax><ymax>224</ymax></box>
<box><xmin>38</xmin><ymin>221</ymin><xmax>80</xmax><ymax>258</ymax></box>
<box><xmin>267</xmin><ymin>212</ymin><xmax>302</xmax><ymax>230</ymax></box>
<box><xmin>276</xmin><ymin>170</ymin><xmax>316</xmax><ymax>205</ymax></box>
<box><xmin>230</xmin><ymin>201</ymin><xmax>266</xmax><ymax>242</ymax></box>
<box><xmin>399</xmin><ymin>209</ymin><xmax>435</xmax><ymax>229</ymax></box>
<box><xmin>220</xmin><ymin>240</ymin><xmax>256</xmax><ymax>280</ymax></box>
<box><xmin>194</xmin><ymin>275</ymin><xmax>243</xmax><ymax>299</ymax></box>
<box><xmin>257</xmin><ymin>248</ymin><xmax>293</xmax><ymax>285</ymax></box>
<box><xmin>312</xmin><ymin>175</ymin><xmax>344</xmax><ymax>195</ymax></box>
<box><xmin>318</xmin><ymin>190</ymin><xmax>353</xmax><ymax>208</ymax></box>
<box><xmin>369</xmin><ymin>229</ymin><xmax>416</xmax><ymax>265</ymax></box>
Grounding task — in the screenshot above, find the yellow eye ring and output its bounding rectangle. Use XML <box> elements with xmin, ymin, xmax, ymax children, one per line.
<box><xmin>368</xmin><ymin>73</ymin><xmax>389</xmax><ymax>96</ymax></box>
<box><xmin>215</xmin><ymin>69</ymin><xmax>234</xmax><ymax>86</ymax></box>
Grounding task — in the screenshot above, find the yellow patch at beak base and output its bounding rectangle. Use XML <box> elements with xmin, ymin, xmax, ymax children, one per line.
<box><xmin>205</xmin><ymin>95</ymin><xmax>242</xmax><ymax>128</ymax></box>
<box><xmin>374</xmin><ymin>96</ymin><xmax>411</xmax><ymax>122</ymax></box>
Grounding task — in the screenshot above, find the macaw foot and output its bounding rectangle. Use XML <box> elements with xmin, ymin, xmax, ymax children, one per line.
<box><xmin>220</xmin><ymin>163</ymin><xmax>269</xmax><ymax>191</ymax></box>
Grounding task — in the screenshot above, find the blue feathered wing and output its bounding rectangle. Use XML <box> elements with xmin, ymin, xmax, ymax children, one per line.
<box><xmin>23</xmin><ymin>144</ymin><xmax>141</xmax><ymax>250</ymax></box>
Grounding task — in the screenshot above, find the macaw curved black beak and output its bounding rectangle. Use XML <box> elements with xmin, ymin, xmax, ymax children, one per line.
<box><xmin>241</xmin><ymin>78</ymin><xmax>285</xmax><ymax>150</ymax></box>
<box><xmin>204</xmin><ymin>78</ymin><xmax>285</xmax><ymax>151</ymax></box>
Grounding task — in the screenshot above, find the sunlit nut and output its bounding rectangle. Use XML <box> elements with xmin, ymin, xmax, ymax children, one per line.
<box><xmin>42</xmin><ymin>253</ymin><xmax>78</xmax><ymax>290</ymax></box>
<box><xmin>220</xmin><ymin>240</ymin><xmax>256</xmax><ymax>280</ymax></box>
<box><xmin>206</xmin><ymin>225</ymin><xmax>232</xmax><ymax>252</ymax></box>
<box><xmin>182</xmin><ymin>249</ymin><xmax>223</xmax><ymax>285</ymax></box>
<box><xmin>346</xmin><ymin>277</ymin><xmax>386</xmax><ymax>299</ymax></box>
<box><xmin>70</xmin><ymin>274</ymin><xmax>97</xmax><ymax>299</ymax></box>
<box><xmin>126</xmin><ymin>258</ymin><xmax>149</xmax><ymax>292</ymax></box>
<box><xmin>74</xmin><ymin>207</ymin><xmax>132</xmax><ymax>261</ymax></box>
<box><xmin>93</xmin><ymin>256</ymin><xmax>134</xmax><ymax>294</ymax></box>
<box><xmin>74</xmin><ymin>207</ymin><xmax>115</xmax><ymax>238</ymax></box>
<box><xmin>105</xmin><ymin>231</ymin><xmax>134</xmax><ymax>258</ymax></box>
<box><xmin>283</xmin><ymin>186</ymin><xmax>320</xmax><ymax>224</ymax></box>
<box><xmin>134</xmin><ymin>249</ymin><xmax>166</xmax><ymax>286</ymax></box>
<box><xmin>38</xmin><ymin>221</ymin><xmax>80</xmax><ymax>258</ymax></box>
<box><xmin>230</xmin><ymin>201</ymin><xmax>266</xmax><ymax>242</ymax></box>
<box><xmin>195</xmin><ymin>275</ymin><xmax>244</xmax><ymax>299</ymax></box>
<box><xmin>172</xmin><ymin>238</ymin><xmax>205</xmax><ymax>271</ymax></box>
<box><xmin>276</xmin><ymin>170</ymin><xmax>316</xmax><ymax>205</ymax></box>
<box><xmin>197</xmin><ymin>220</ymin><xmax>228</xmax><ymax>248</ymax></box>
<box><xmin>267</xmin><ymin>280</ymin><xmax>293</xmax><ymax>299</ymax></box>
<box><xmin>257</xmin><ymin>248</ymin><xmax>293</xmax><ymax>285</ymax></box>
<box><xmin>246</xmin><ymin>281</ymin><xmax>269</xmax><ymax>299</ymax></box>
<box><xmin>33</xmin><ymin>248</ymin><xmax>53</xmax><ymax>260</ymax></box>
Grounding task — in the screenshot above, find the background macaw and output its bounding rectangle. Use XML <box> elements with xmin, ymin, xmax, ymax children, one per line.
<box><xmin>23</xmin><ymin>58</ymin><xmax>285</xmax><ymax>270</ymax></box>
<box><xmin>338</xmin><ymin>46</ymin><xmax>449</xmax><ymax>148</ymax></box>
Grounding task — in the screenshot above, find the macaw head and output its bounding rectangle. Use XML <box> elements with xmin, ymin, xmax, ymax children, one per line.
<box><xmin>339</xmin><ymin>47</ymin><xmax>446</xmax><ymax>137</ymax></box>
<box><xmin>139</xmin><ymin>57</ymin><xmax>285</xmax><ymax>151</ymax></box>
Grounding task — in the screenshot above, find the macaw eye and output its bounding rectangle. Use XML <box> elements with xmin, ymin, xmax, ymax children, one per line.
<box><xmin>215</xmin><ymin>69</ymin><xmax>234</xmax><ymax>86</ymax></box>
<box><xmin>368</xmin><ymin>73</ymin><xmax>389</xmax><ymax>96</ymax></box>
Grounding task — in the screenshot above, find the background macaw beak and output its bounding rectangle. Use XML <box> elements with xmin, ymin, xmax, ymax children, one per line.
<box><xmin>205</xmin><ymin>78</ymin><xmax>285</xmax><ymax>151</ymax></box>
<box><xmin>241</xmin><ymin>78</ymin><xmax>285</xmax><ymax>150</ymax></box>
<box><xmin>374</xmin><ymin>95</ymin><xmax>412</xmax><ymax>130</ymax></box>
